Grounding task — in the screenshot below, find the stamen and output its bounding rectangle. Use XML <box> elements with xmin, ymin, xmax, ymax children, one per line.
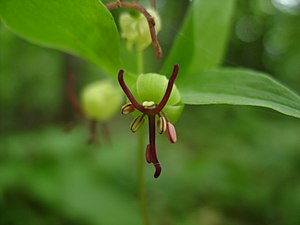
<box><xmin>157</xmin><ymin>115</ymin><xmax>167</xmax><ymax>134</ymax></box>
<box><xmin>121</xmin><ymin>103</ymin><xmax>135</xmax><ymax>114</ymax></box>
<box><xmin>142</xmin><ymin>101</ymin><xmax>156</xmax><ymax>109</ymax></box>
<box><xmin>167</xmin><ymin>122</ymin><xmax>177</xmax><ymax>143</ymax></box>
<box><xmin>130</xmin><ymin>114</ymin><xmax>145</xmax><ymax>132</ymax></box>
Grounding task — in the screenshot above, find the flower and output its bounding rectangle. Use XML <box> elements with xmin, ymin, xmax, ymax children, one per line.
<box><xmin>118</xmin><ymin>64</ymin><xmax>183</xmax><ymax>178</ymax></box>
<box><xmin>119</xmin><ymin>8</ymin><xmax>161</xmax><ymax>51</ymax></box>
<box><xmin>80</xmin><ymin>80</ymin><xmax>123</xmax><ymax>121</ymax></box>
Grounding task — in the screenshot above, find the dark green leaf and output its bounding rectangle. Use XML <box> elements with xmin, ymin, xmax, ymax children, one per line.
<box><xmin>162</xmin><ymin>0</ymin><xmax>235</xmax><ymax>80</ymax></box>
<box><xmin>179</xmin><ymin>68</ymin><xmax>300</xmax><ymax>118</ymax></box>
<box><xmin>0</xmin><ymin>0</ymin><xmax>120</xmax><ymax>76</ymax></box>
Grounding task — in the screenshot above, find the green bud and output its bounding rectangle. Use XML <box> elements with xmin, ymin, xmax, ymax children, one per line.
<box><xmin>119</xmin><ymin>8</ymin><xmax>161</xmax><ymax>51</ymax></box>
<box><xmin>80</xmin><ymin>80</ymin><xmax>123</xmax><ymax>121</ymax></box>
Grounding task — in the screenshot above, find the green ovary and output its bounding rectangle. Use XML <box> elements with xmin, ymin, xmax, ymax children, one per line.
<box><xmin>132</xmin><ymin>73</ymin><xmax>184</xmax><ymax>123</ymax></box>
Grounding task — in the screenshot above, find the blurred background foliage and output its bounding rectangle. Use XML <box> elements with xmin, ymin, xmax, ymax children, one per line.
<box><xmin>1</xmin><ymin>0</ymin><xmax>300</xmax><ymax>225</ymax></box>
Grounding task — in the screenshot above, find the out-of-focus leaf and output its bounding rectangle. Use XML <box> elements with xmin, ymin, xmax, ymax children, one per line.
<box><xmin>179</xmin><ymin>68</ymin><xmax>300</xmax><ymax>118</ymax></box>
<box><xmin>0</xmin><ymin>0</ymin><xmax>120</xmax><ymax>76</ymax></box>
<box><xmin>162</xmin><ymin>0</ymin><xmax>235</xmax><ymax>81</ymax></box>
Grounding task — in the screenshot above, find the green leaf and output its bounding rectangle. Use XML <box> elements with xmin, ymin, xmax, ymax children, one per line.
<box><xmin>179</xmin><ymin>68</ymin><xmax>300</xmax><ymax>118</ymax></box>
<box><xmin>162</xmin><ymin>0</ymin><xmax>235</xmax><ymax>80</ymax></box>
<box><xmin>0</xmin><ymin>0</ymin><xmax>120</xmax><ymax>77</ymax></box>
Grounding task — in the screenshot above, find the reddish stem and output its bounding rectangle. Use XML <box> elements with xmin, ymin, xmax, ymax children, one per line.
<box><xmin>150</xmin><ymin>0</ymin><xmax>156</xmax><ymax>9</ymax></box>
<box><xmin>118</xmin><ymin>70</ymin><xmax>145</xmax><ymax>112</ymax></box>
<box><xmin>148</xmin><ymin>115</ymin><xmax>161</xmax><ymax>178</ymax></box>
<box><xmin>154</xmin><ymin>64</ymin><xmax>179</xmax><ymax>114</ymax></box>
<box><xmin>87</xmin><ymin>119</ymin><xmax>98</xmax><ymax>145</ymax></box>
<box><xmin>67</xmin><ymin>71</ymin><xmax>84</xmax><ymax>116</ymax></box>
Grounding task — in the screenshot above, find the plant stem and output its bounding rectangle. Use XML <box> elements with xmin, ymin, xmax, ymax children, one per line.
<box><xmin>137</xmin><ymin>51</ymin><xmax>143</xmax><ymax>74</ymax></box>
<box><xmin>137</xmin><ymin>126</ymin><xmax>150</xmax><ymax>225</ymax></box>
<box><xmin>136</xmin><ymin>51</ymin><xmax>151</xmax><ymax>225</ymax></box>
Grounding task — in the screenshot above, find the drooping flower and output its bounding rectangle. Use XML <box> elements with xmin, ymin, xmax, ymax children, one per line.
<box><xmin>81</xmin><ymin>80</ymin><xmax>123</xmax><ymax>121</ymax></box>
<box><xmin>118</xmin><ymin>64</ymin><xmax>184</xmax><ymax>178</ymax></box>
<box><xmin>119</xmin><ymin>8</ymin><xmax>161</xmax><ymax>52</ymax></box>
<box><xmin>80</xmin><ymin>80</ymin><xmax>123</xmax><ymax>144</ymax></box>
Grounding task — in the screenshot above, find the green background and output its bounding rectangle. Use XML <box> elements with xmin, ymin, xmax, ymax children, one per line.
<box><xmin>1</xmin><ymin>0</ymin><xmax>300</xmax><ymax>225</ymax></box>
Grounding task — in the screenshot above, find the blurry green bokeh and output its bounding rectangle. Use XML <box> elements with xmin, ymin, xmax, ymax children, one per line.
<box><xmin>1</xmin><ymin>0</ymin><xmax>300</xmax><ymax>225</ymax></box>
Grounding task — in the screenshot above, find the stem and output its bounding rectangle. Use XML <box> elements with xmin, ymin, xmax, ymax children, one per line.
<box><xmin>87</xmin><ymin>119</ymin><xmax>98</xmax><ymax>145</ymax></box>
<box><xmin>65</xmin><ymin>55</ymin><xmax>84</xmax><ymax>117</ymax></box>
<box><xmin>153</xmin><ymin>64</ymin><xmax>179</xmax><ymax>114</ymax></box>
<box><xmin>137</xmin><ymin>51</ymin><xmax>143</xmax><ymax>75</ymax></box>
<box><xmin>101</xmin><ymin>122</ymin><xmax>112</xmax><ymax>145</ymax></box>
<box><xmin>150</xmin><ymin>0</ymin><xmax>156</xmax><ymax>9</ymax></box>
<box><xmin>137</xmin><ymin>126</ymin><xmax>150</xmax><ymax>225</ymax></box>
<box><xmin>119</xmin><ymin>70</ymin><xmax>145</xmax><ymax>112</ymax></box>
<box><xmin>148</xmin><ymin>115</ymin><xmax>161</xmax><ymax>178</ymax></box>
<box><xmin>136</xmin><ymin>52</ymin><xmax>151</xmax><ymax>225</ymax></box>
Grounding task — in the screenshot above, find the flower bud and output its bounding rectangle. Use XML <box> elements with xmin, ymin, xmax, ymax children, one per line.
<box><xmin>119</xmin><ymin>8</ymin><xmax>161</xmax><ymax>51</ymax></box>
<box><xmin>80</xmin><ymin>80</ymin><xmax>123</xmax><ymax>121</ymax></box>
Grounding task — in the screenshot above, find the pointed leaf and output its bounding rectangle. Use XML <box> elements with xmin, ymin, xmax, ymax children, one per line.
<box><xmin>179</xmin><ymin>68</ymin><xmax>300</xmax><ymax>118</ymax></box>
<box><xmin>0</xmin><ymin>0</ymin><xmax>120</xmax><ymax>76</ymax></box>
<box><xmin>163</xmin><ymin>0</ymin><xmax>235</xmax><ymax>80</ymax></box>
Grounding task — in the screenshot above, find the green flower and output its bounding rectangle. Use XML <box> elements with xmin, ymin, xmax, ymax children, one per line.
<box><xmin>118</xmin><ymin>65</ymin><xmax>184</xmax><ymax>178</ymax></box>
<box><xmin>119</xmin><ymin>8</ymin><xmax>161</xmax><ymax>51</ymax></box>
<box><xmin>80</xmin><ymin>80</ymin><xmax>123</xmax><ymax>121</ymax></box>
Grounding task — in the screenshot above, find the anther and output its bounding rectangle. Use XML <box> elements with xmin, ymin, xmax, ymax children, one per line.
<box><xmin>167</xmin><ymin>122</ymin><xmax>177</xmax><ymax>143</ymax></box>
<box><xmin>130</xmin><ymin>115</ymin><xmax>145</xmax><ymax>132</ymax></box>
<box><xmin>121</xmin><ymin>103</ymin><xmax>135</xmax><ymax>114</ymax></box>
<box><xmin>157</xmin><ymin>115</ymin><xmax>167</xmax><ymax>134</ymax></box>
<box><xmin>142</xmin><ymin>101</ymin><xmax>156</xmax><ymax>109</ymax></box>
